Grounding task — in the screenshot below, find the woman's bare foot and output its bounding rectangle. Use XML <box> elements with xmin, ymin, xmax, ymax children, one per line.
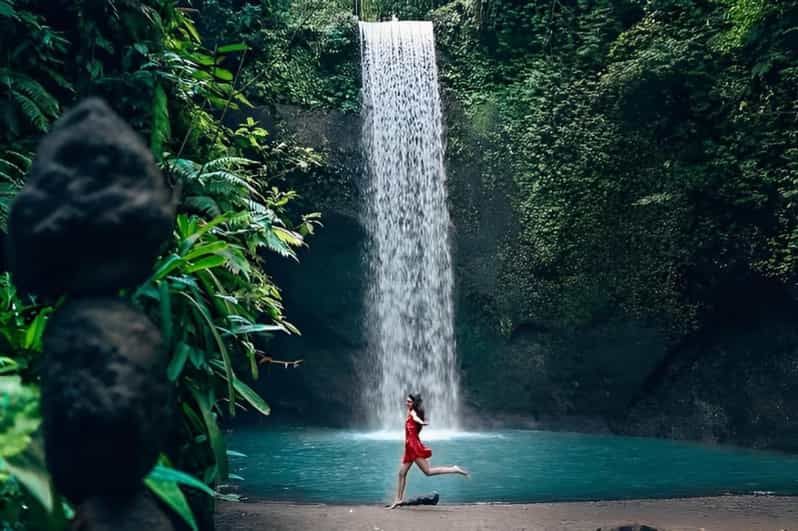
<box><xmin>387</xmin><ymin>500</ymin><xmax>403</xmax><ymax>509</ymax></box>
<box><xmin>454</xmin><ymin>466</ymin><xmax>470</xmax><ymax>477</ymax></box>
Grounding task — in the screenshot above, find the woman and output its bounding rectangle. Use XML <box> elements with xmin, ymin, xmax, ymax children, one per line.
<box><xmin>389</xmin><ymin>393</ymin><xmax>468</xmax><ymax>509</ymax></box>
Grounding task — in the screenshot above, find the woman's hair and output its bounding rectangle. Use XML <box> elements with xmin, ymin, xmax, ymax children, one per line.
<box><xmin>408</xmin><ymin>393</ymin><xmax>426</xmax><ymax>424</ymax></box>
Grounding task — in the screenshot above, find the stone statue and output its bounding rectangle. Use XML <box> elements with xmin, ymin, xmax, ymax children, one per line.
<box><xmin>7</xmin><ymin>98</ymin><xmax>178</xmax><ymax>530</ymax></box>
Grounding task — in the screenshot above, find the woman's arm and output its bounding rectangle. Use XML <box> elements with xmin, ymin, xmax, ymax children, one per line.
<box><xmin>410</xmin><ymin>410</ymin><xmax>428</xmax><ymax>425</ymax></box>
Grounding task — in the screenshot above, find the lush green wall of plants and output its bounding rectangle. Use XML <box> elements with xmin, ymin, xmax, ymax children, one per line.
<box><xmin>0</xmin><ymin>1</ymin><xmax>326</xmax><ymax>529</ymax></box>
<box><xmin>434</xmin><ymin>0</ymin><xmax>798</xmax><ymax>342</ymax></box>
<box><xmin>196</xmin><ymin>0</ymin><xmax>361</xmax><ymax>112</ymax></box>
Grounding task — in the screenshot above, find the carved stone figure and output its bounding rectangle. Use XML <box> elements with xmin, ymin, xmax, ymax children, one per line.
<box><xmin>7</xmin><ymin>98</ymin><xmax>174</xmax><ymax>298</ymax></box>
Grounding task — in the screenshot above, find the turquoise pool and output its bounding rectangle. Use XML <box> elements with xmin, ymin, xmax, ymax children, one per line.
<box><xmin>226</xmin><ymin>427</ymin><xmax>798</xmax><ymax>503</ymax></box>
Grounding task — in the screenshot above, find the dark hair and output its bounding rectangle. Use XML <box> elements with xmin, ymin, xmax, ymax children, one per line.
<box><xmin>407</xmin><ymin>393</ymin><xmax>426</xmax><ymax>426</ymax></box>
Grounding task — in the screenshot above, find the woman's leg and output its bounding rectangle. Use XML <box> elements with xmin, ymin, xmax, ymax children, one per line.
<box><xmin>414</xmin><ymin>458</ymin><xmax>469</xmax><ymax>477</ymax></box>
<box><xmin>389</xmin><ymin>462</ymin><xmax>413</xmax><ymax>508</ymax></box>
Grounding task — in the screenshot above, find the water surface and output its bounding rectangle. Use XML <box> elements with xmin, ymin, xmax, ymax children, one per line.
<box><xmin>227</xmin><ymin>428</ymin><xmax>798</xmax><ymax>503</ymax></box>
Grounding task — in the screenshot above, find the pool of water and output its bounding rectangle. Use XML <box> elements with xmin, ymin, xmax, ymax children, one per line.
<box><xmin>226</xmin><ymin>427</ymin><xmax>798</xmax><ymax>503</ymax></box>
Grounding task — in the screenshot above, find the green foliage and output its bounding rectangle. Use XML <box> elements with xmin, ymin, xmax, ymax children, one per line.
<box><xmin>0</xmin><ymin>274</ymin><xmax>51</xmax><ymax>377</ymax></box>
<box><xmin>0</xmin><ymin>377</ymin><xmax>39</xmax><ymax>461</ymax></box>
<box><xmin>134</xmin><ymin>158</ymin><xmax>317</xmax><ymax>484</ymax></box>
<box><xmin>0</xmin><ymin>2</ymin><xmax>70</xmax><ymax>142</ymax></box>
<box><xmin>0</xmin><ymin>0</ymin><xmax>325</xmax><ymax>528</ymax></box>
<box><xmin>435</xmin><ymin>0</ymin><xmax>798</xmax><ymax>339</ymax></box>
<box><xmin>357</xmin><ymin>0</ymin><xmax>449</xmax><ymax>20</ymax></box>
<box><xmin>145</xmin><ymin>461</ymin><xmax>217</xmax><ymax>531</ymax></box>
<box><xmin>196</xmin><ymin>0</ymin><xmax>361</xmax><ymax>112</ymax></box>
<box><xmin>0</xmin><ymin>152</ymin><xmax>28</xmax><ymax>229</ymax></box>
<box><xmin>714</xmin><ymin>0</ymin><xmax>773</xmax><ymax>50</ymax></box>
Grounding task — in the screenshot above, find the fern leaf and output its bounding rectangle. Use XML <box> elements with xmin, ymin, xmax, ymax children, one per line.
<box><xmin>202</xmin><ymin>157</ymin><xmax>254</xmax><ymax>172</ymax></box>
<box><xmin>272</xmin><ymin>226</ymin><xmax>305</xmax><ymax>248</ymax></box>
<box><xmin>164</xmin><ymin>157</ymin><xmax>199</xmax><ymax>182</ymax></box>
<box><xmin>0</xmin><ymin>1</ymin><xmax>18</xmax><ymax>20</ymax></box>
<box><xmin>263</xmin><ymin>230</ymin><xmax>297</xmax><ymax>261</ymax></box>
<box><xmin>204</xmin><ymin>171</ymin><xmax>259</xmax><ymax>196</ymax></box>
<box><xmin>12</xmin><ymin>74</ymin><xmax>59</xmax><ymax>118</ymax></box>
<box><xmin>183</xmin><ymin>195</ymin><xmax>221</xmax><ymax>217</ymax></box>
<box><xmin>247</xmin><ymin>200</ymin><xmax>275</xmax><ymax>218</ymax></box>
<box><xmin>226</xmin><ymin>211</ymin><xmax>252</xmax><ymax>229</ymax></box>
<box><xmin>206</xmin><ymin>180</ymin><xmax>244</xmax><ymax>199</ymax></box>
<box><xmin>41</xmin><ymin>67</ymin><xmax>74</xmax><ymax>91</ymax></box>
<box><xmin>11</xmin><ymin>91</ymin><xmax>48</xmax><ymax>131</ymax></box>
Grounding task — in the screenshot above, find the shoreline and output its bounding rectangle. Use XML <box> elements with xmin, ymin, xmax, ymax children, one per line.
<box><xmin>217</xmin><ymin>491</ymin><xmax>791</xmax><ymax>506</ymax></box>
<box><xmin>215</xmin><ymin>494</ymin><xmax>798</xmax><ymax>530</ymax></box>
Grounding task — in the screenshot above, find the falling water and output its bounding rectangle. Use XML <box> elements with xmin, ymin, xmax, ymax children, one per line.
<box><xmin>360</xmin><ymin>20</ymin><xmax>460</xmax><ymax>430</ymax></box>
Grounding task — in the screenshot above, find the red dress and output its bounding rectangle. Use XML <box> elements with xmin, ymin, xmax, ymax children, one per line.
<box><xmin>402</xmin><ymin>414</ymin><xmax>432</xmax><ymax>463</ymax></box>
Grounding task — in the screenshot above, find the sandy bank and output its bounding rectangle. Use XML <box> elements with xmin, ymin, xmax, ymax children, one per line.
<box><xmin>215</xmin><ymin>495</ymin><xmax>798</xmax><ymax>530</ymax></box>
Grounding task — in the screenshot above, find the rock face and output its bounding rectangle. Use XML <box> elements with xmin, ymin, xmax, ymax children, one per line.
<box><xmin>7</xmin><ymin>98</ymin><xmax>174</xmax><ymax>298</ymax></box>
<box><xmin>40</xmin><ymin>298</ymin><xmax>170</xmax><ymax>503</ymax></box>
<box><xmin>243</xmin><ymin>105</ymin><xmax>369</xmax><ymax>426</ymax></box>
<box><xmin>442</xmin><ymin>99</ymin><xmax>670</xmax><ymax>426</ymax></box>
<box><xmin>255</xmin><ymin>103</ymin><xmax>670</xmax><ymax>432</ymax></box>
<box><xmin>619</xmin><ymin>308</ymin><xmax>798</xmax><ymax>450</ymax></box>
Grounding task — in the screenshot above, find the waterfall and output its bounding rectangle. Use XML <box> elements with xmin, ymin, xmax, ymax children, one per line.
<box><xmin>360</xmin><ymin>20</ymin><xmax>460</xmax><ymax>431</ymax></box>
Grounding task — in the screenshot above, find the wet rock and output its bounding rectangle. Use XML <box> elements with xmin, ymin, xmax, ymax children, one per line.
<box><xmin>40</xmin><ymin>298</ymin><xmax>170</xmax><ymax>503</ymax></box>
<box><xmin>73</xmin><ymin>490</ymin><xmax>176</xmax><ymax>531</ymax></box>
<box><xmin>7</xmin><ymin>97</ymin><xmax>174</xmax><ymax>298</ymax></box>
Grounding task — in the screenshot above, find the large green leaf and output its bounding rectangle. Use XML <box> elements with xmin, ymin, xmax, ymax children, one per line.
<box><xmin>225</xmin><ymin>323</ymin><xmax>284</xmax><ymax>336</ymax></box>
<box><xmin>22</xmin><ymin>307</ymin><xmax>50</xmax><ymax>351</ymax></box>
<box><xmin>0</xmin><ymin>1</ymin><xmax>18</xmax><ymax>19</ymax></box>
<box><xmin>150</xmin><ymin>83</ymin><xmax>171</xmax><ymax>161</ymax></box>
<box><xmin>2</xmin><ymin>440</ymin><xmax>53</xmax><ymax>513</ymax></box>
<box><xmin>0</xmin><ymin>357</ymin><xmax>19</xmax><ymax>375</ymax></box>
<box><xmin>167</xmin><ymin>342</ymin><xmax>190</xmax><ymax>382</ymax></box>
<box><xmin>231</xmin><ymin>377</ymin><xmax>270</xmax><ymax>416</ymax></box>
<box><xmin>159</xmin><ymin>281</ymin><xmax>173</xmax><ymax>348</ymax></box>
<box><xmin>179</xmin><ymin>291</ymin><xmax>236</xmax><ymax>415</ymax></box>
<box><xmin>145</xmin><ymin>475</ymin><xmax>198</xmax><ymax>531</ymax></box>
<box><xmin>210</xmin><ymin>67</ymin><xmax>233</xmax><ymax>81</ymax></box>
<box><xmin>185</xmin><ymin>255</ymin><xmax>227</xmax><ymax>273</ymax></box>
<box><xmin>189</xmin><ymin>386</ymin><xmax>228</xmax><ymax>481</ymax></box>
<box><xmin>147</xmin><ymin>464</ymin><xmax>215</xmax><ymax>496</ymax></box>
<box><xmin>152</xmin><ymin>254</ymin><xmax>185</xmax><ymax>281</ymax></box>
<box><xmin>180</xmin><ymin>214</ymin><xmax>230</xmax><ymax>253</ymax></box>
<box><xmin>183</xmin><ymin>241</ymin><xmax>228</xmax><ymax>261</ymax></box>
<box><xmin>209</xmin><ymin>360</ymin><xmax>270</xmax><ymax>416</ymax></box>
<box><xmin>217</xmin><ymin>43</ymin><xmax>249</xmax><ymax>54</ymax></box>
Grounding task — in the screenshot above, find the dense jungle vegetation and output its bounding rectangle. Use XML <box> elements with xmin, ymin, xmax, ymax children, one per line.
<box><xmin>0</xmin><ymin>1</ymin><xmax>341</xmax><ymax>529</ymax></box>
<box><xmin>1</xmin><ymin>0</ymin><xmax>797</xmax><ymax>528</ymax></box>
<box><xmin>434</xmin><ymin>0</ymin><xmax>798</xmax><ymax>341</ymax></box>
